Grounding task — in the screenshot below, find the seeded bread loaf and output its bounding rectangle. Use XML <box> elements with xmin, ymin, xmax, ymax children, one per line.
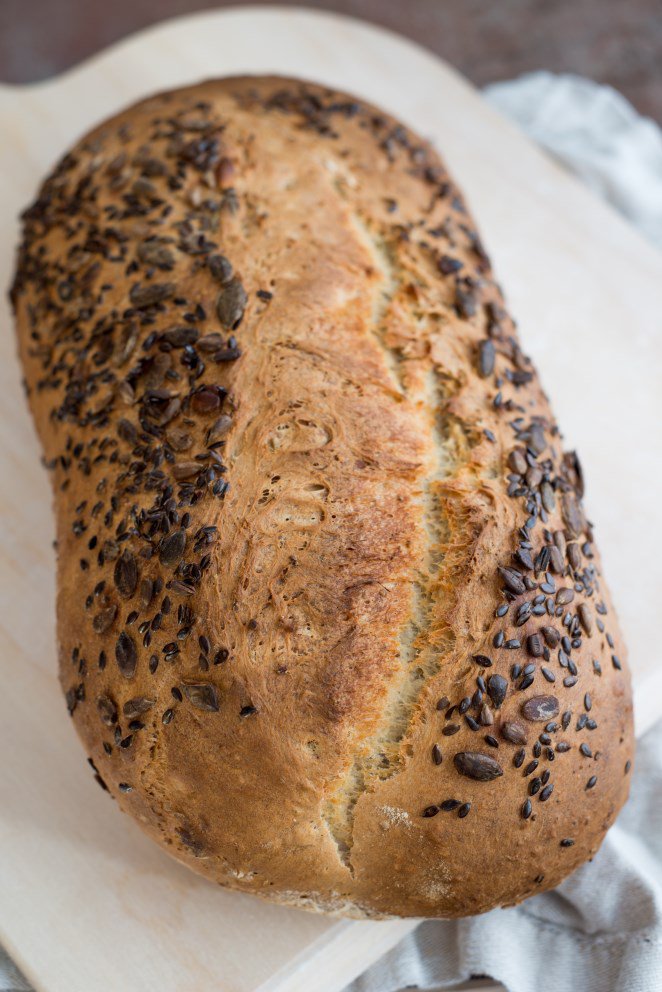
<box><xmin>11</xmin><ymin>76</ymin><xmax>634</xmax><ymax>919</ymax></box>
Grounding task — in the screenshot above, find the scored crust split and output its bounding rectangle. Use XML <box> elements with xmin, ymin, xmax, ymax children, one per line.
<box><xmin>11</xmin><ymin>76</ymin><xmax>633</xmax><ymax>918</ymax></box>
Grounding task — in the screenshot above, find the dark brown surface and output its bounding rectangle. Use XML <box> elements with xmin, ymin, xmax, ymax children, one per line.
<box><xmin>1</xmin><ymin>0</ymin><xmax>661</xmax><ymax>122</ymax></box>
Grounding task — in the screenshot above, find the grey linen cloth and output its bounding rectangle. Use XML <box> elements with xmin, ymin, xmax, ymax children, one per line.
<box><xmin>485</xmin><ymin>71</ymin><xmax>662</xmax><ymax>249</ymax></box>
<box><xmin>2</xmin><ymin>72</ymin><xmax>661</xmax><ymax>992</ymax></box>
<box><xmin>0</xmin><ymin>952</ymin><xmax>30</xmax><ymax>992</ymax></box>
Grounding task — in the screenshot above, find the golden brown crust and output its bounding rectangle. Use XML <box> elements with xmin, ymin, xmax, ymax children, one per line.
<box><xmin>11</xmin><ymin>75</ymin><xmax>634</xmax><ymax>918</ymax></box>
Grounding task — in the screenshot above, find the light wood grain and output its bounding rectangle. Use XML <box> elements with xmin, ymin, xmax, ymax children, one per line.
<box><xmin>0</xmin><ymin>8</ymin><xmax>660</xmax><ymax>992</ymax></box>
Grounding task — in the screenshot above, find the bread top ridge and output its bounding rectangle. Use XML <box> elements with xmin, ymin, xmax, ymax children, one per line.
<box><xmin>11</xmin><ymin>75</ymin><xmax>633</xmax><ymax>918</ymax></box>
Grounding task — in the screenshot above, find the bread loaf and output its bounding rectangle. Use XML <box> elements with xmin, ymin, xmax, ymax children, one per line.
<box><xmin>11</xmin><ymin>76</ymin><xmax>634</xmax><ymax>919</ymax></box>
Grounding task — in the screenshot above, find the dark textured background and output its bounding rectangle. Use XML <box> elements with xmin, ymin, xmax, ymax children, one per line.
<box><xmin>1</xmin><ymin>0</ymin><xmax>660</xmax><ymax>122</ymax></box>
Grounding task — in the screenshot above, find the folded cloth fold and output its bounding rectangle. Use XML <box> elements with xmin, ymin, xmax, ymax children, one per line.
<box><xmin>0</xmin><ymin>949</ymin><xmax>30</xmax><ymax>992</ymax></box>
<box><xmin>349</xmin><ymin>717</ymin><xmax>662</xmax><ymax>992</ymax></box>
<box><xmin>485</xmin><ymin>71</ymin><xmax>662</xmax><ymax>248</ymax></box>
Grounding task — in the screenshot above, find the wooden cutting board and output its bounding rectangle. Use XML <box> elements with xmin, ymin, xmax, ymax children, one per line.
<box><xmin>0</xmin><ymin>8</ymin><xmax>660</xmax><ymax>992</ymax></box>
